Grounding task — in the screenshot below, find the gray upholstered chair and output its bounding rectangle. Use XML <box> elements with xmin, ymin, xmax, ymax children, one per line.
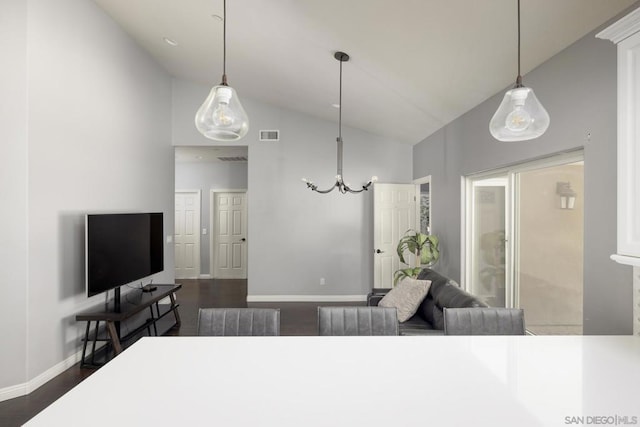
<box><xmin>443</xmin><ymin>307</ymin><xmax>525</xmax><ymax>335</ymax></box>
<box><xmin>317</xmin><ymin>306</ymin><xmax>399</xmax><ymax>336</ymax></box>
<box><xmin>197</xmin><ymin>308</ymin><xmax>280</xmax><ymax>336</ymax></box>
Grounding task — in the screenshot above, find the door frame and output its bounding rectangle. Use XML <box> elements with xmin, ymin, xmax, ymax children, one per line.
<box><xmin>372</xmin><ymin>183</ymin><xmax>420</xmax><ymax>288</ymax></box>
<box><xmin>175</xmin><ymin>189</ymin><xmax>202</xmax><ymax>279</ymax></box>
<box><xmin>413</xmin><ymin>175</ymin><xmax>432</xmax><ymax>234</ymax></box>
<box><xmin>462</xmin><ymin>150</ymin><xmax>584</xmax><ymax>306</ymax></box>
<box><xmin>209</xmin><ymin>189</ymin><xmax>248</xmax><ymax>279</ymax></box>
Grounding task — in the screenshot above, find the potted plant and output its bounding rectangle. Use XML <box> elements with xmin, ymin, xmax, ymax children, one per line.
<box><xmin>393</xmin><ymin>229</ymin><xmax>440</xmax><ymax>285</ymax></box>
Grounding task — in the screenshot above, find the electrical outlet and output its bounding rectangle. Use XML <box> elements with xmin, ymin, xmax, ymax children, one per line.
<box><xmin>320</xmin><ymin>278</ymin><xmax>326</xmax><ymax>286</ymax></box>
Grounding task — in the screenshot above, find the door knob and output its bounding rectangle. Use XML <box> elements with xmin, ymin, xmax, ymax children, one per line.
<box><xmin>241</xmin><ymin>238</ymin><xmax>246</xmax><ymax>242</ymax></box>
<box><xmin>375</xmin><ymin>249</ymin><xmax>384</xmax><ymax>254</ymax></box>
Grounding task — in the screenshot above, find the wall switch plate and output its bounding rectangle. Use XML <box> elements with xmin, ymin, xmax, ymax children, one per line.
<box><xmin>202</xmin><ymin>228</ymin><xmax>207</xmax><ymax>235</ymax></box>
<box><xmin>166</xmin><ymin>235</ymin><xmax>173</xmax><ymax>243</ymax></box>
<box><xmin>320</xmin><ymin>278</ymin><xmax>326</xmax><ymax>286</ymax></box>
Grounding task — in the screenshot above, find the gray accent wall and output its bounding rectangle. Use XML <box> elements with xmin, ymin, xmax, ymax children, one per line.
<box><xmin>1</xmin><ymin>0</ymin><xmax>174</xmax><ymax>396</ymax></box>
<box><xmin>172</xmin><ymin>79</ymin><xmax>413</xmax><ymax>297</ymax></box>
<box><xmin>175</xmin><ymin>161</ymin><xmax>248</xmax><ymax>275</ymax></box>
<box><xmin>413</xmin><ymin>26</ymin><xmax>633</xmax><ymax>334</ymax></box>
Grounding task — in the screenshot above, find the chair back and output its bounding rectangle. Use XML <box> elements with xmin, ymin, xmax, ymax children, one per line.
<box><xmin>318</xmin><ymin>306</ymin><xmax>399</xmax><ymax>336</ymax></box>
<box><xmin>443</xmin><ymin>307</ymin><xmax>525</xmax><ymax>335</ymax></box>
<box><xmin>197</xmin><ymin>308</ymin><xmax>280</xmax><ymax>336</ymax></box>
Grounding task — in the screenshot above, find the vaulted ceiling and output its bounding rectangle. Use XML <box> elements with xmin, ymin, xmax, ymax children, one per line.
<box><xmin>93</xmin><ymin>0</ymin><xmax>637</xmax><ymax>144</ymax></box>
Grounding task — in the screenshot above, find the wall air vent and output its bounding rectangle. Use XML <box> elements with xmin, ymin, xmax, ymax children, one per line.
<box><xmin>259</xmin><ymin>130</ymin><xmax>280</xmax><ymax>141</ymax></box>
<box><xmin>217</xmin><ymin>156</ymin><xmax>248</xmax><ymax>162</ymax></box>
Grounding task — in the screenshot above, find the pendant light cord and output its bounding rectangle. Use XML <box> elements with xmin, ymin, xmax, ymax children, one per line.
<box><xmin>221</xmin><ymin>0</ymin><xmax>228</xmax><ymax>85</ymax></box>
<box><xmin>516</xmin><ymin>0</ymin><xmax>523</xmax><ymax>87</ymax></box>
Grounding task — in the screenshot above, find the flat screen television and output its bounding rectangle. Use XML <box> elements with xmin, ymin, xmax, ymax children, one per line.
<box><xmin>86</xmin><ymin>212</ymin><xmax>164</xmax><ymax>298</ymax></box>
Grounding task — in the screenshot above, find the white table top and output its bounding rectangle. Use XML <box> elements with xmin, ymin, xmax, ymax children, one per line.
<box><xmin>27</xmin><ymin>335</ymin><xmax>640</xmax><ymax>427</ymax></box>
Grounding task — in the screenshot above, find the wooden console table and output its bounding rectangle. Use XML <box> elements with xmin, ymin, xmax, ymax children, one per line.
<box><xmin>76</xmin><ymin>284</ymin><xmax>181</xmax><ymax>367</ymax></box>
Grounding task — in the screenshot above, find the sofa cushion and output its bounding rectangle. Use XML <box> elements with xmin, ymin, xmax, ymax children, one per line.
<box><xmin>379</xmin><ymin>277</ymin><xmax>432</xmax><ymax>322</ymax></box>
<box><xmin>398</xmin><ymin>315</ymin><xmax>443</xmax><ymax>335</ymax></box>
<box><xmin>419</xmin><ymin>297</ymin><xmax>445</xmax><ymax>330</ymax></box>
<box><xmin>417</xmin><ymin>268</ymin><xmax>450</xmax><ymax>298</ymax></box>
<box><xmin>434</xmin><ymin>283</ymin><xmax>488</xmax><ymax>309</ymax></box>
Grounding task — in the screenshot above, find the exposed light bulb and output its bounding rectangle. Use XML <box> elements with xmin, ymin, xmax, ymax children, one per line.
<box><xmin>371</xmin><ymin>176</ymin><xmax>379</xmax><ymax>182</ymax></box>
<box><xmin>505</xmin><ymin>106</ymin><xmax>532</xmax><ymax>132</ymax></box>
<box><xmin>211</xmin><ymin>87</ymin><xmax>235</xmax><ymax>126</ymax></box>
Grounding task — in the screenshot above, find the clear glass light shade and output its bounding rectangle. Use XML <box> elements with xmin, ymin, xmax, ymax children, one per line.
<box><xmin>195</xmin><ymin>85</ymin><xmax>249</xmax><ymax>141</ymax></box>
<box><xmin>489</xmin><ymin>86</ymin><xmax>550</xmax><ymax>142</ymax></box>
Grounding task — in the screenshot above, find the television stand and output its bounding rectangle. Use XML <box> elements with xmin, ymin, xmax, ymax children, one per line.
<box><xmin>76</xmin><ymin>284</ymin><xmax>181</xmax><ymax>367</ymax></box>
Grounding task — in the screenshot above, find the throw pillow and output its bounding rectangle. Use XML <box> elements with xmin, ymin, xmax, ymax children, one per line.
<box><xmin>379</xmin><ymin>277</ymin><xmax>432</xmax><ymax>322</ymax></box>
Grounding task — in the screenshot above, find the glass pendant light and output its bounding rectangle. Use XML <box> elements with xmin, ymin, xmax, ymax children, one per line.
<box><xmin>302</xmin><ymin>52</ymin><xmax>377</xmax><ymax>194</ymax></box>
<box><xmin>490</xmin><ymin>0</ymin><xmax>549</xmax><ymax>142</ymax></box>
<box><xmin>195</xmin><ymin>0</ymin><xmax>249</xmax><ymax>141</ymax></box>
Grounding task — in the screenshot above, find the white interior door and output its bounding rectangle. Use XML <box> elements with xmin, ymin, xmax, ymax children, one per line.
<box><xmin>175</xmin><ymin>191</ymin><xmax>201</xmax><ymax>279</ymax></box>
<box><xmin>373</xmin><ymin>183</ymin><xmax>420</xmax><ymax>288</ymax></box>
<box><xmin>213</xmin><ymin>192</ymin><xmax>247</xmax><ymax>279</ymax></box>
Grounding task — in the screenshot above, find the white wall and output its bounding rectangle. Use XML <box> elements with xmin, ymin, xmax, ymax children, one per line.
<box><xmin>175</xmin><ymin>161</ymin><xmax>248</xmax><ymax>275</ymax></box>
<box><xmin>0</xmin><ymin>0</ymin><xmax>29</xmax><ymax>391</ymax></box>
<box><xmin>413</xmin><ymin>21</ymin><xmax>634</xmax><ymax>334</ymax></box>
<box><xmin>172</xmin><ymin>79</ymin><xmax>413</xmax><ymax>298</ymax></box>
<box><xmin>0</xmin><ymin>0</ymin><xmax>174</xmax><ymax>398</ymax></box>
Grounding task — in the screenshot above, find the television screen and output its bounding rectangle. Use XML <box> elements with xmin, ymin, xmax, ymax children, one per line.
<box><xmin>86</xmin><ymin>213</ymin><xmax>164</xmax><ymax>297</ymax></box>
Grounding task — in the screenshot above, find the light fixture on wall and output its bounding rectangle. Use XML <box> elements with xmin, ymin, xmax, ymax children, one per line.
<box><xmin>302</xmin><ymin>52</ymin><xmax>377</xmax><ymax>194</ymax></box>
<box><xmin>556</xmin><ymin>182</ymin><xmax>576</xmax><ymax>209</ymax></box>
<box><xmin>195</xmin><ymin>0</ymin><xmax>249</xmax><ymax>141</ymax></box>
<box><xmin>489</xmin><ymin>0</ymin><xmax>550</xmax><ymax>142</ymax></box>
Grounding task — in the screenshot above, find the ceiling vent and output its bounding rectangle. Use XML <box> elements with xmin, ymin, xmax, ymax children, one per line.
<box><xmin>217</xmin><ymin>156</ymin><xmax>248</xmax><ymax>162</ymax></box>
<box><xmin>259</xmin><ymin>130</ymin><xmax>280</xmax><ymax>141</ymax></box>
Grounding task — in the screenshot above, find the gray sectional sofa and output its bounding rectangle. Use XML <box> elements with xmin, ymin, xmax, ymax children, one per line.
<box><xmin>367</xmin><ymin>268</ymin><xmax>488</xmax><ymax>335</ymax></box>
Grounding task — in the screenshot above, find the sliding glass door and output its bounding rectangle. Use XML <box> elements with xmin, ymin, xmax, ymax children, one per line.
<box><xmin>465</xmin><ymin>152</ymin><xmax>584</xmax><ymax>334</ymax></box>
<box><xmin>466</xmin><ymin>175</ymin><xmax>509</xmax><ymax>308</ymax></box>
<box><xmin>516</xmin><ymin>162</ymin><xmax>584</xmax><ymax>335</ymax></box>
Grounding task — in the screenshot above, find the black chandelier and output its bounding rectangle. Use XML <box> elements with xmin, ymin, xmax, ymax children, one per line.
<box><xmin>302</xmin><ymin>51</ymin><xmax>377</xmax><ymax>194</ymax></box>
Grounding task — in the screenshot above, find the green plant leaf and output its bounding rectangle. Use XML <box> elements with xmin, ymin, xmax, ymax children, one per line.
<box><xmin>393</xmin><ymin>267</ymin><xmax>423</xmax><ymax>285</ymax></box>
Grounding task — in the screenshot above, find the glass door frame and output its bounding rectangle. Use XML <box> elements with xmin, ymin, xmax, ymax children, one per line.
<box><xmin>462</xmin><ymin>150</ymin><xmax>584</xmax><ymax>309</ymax></box>
<box><xmin>463</xmin><ymin>172</ymin><xmax>513</xmax><ymax>307</ymax></box>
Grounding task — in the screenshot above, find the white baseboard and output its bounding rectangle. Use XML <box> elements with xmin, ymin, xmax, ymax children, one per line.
<box><xmin>247</xmin><ymin>294</ymin><xmax>367</xmax><ymax>302</ymax></box>
<box><xmin>198</xmin><ymin>274</ymin><xmax>213</xmax><ymax>279</ymax></box>
<box><xmin>0</xmin><ymin>349</ymin><xmax>83</xmax><ymax>403</ymax></box>
<box><xmin>0</xmin><ymin>382</ymin><xmax>27</xmax><ymax>402</ymax></box>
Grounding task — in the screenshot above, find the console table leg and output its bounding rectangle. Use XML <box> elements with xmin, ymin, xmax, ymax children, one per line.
<box><xmin>81</xmin><ymin>321</ymin><xmax>91</xmax><ymax>367</ymax></box>
<box><xmin>91</xmin><ymin>321</ymin><xmax>100</xmax><ymax>366</ymax></box>
<box><xmin>169</xmin><ymin>293</ymin><xmax>181</xmax><ymax>327</ymax></box>
<box><xmin>148</xmin><ymin>306</ymin><xmax>158</xmax><ymax>336</ymax></box>
<box><xmin>105</xmin><ymin>321</ymin><xmax>123</xmax><ymax>355</ymax></box>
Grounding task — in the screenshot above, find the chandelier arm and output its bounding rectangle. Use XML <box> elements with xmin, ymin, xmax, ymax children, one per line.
<box><xmin>306</xmin><ymin>181</ymin><xmax>338</xmax><ymax>194</ymax></box>
<box><xmin>344</xmin><ymin>182</ymin><xmax>374</xmax><ymax>194</ymax></box>
<box><xmin>313</xmin><ymin>186</ymin><xmax>338</xmax><ymax>194</ymax></box>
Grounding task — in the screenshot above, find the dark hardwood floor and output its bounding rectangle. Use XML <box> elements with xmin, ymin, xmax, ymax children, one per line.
<box><xmin>0</xmin><ymin>279</ymin><xmax>364</xmax><ymax>426</ymax></box>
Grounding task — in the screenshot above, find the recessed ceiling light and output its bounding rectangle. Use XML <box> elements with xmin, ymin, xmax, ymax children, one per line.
<box><xmin>211</xmin><ymin>14</ymin><xmax>223</xmax><ymax>21</ymax></box>
<box><xmin>163</xmin><ymin>37</ymin><xmax>178</xmax><ymax>47</ymax></box>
